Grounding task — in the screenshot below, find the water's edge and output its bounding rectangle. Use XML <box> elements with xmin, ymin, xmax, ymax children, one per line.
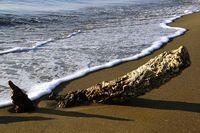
<box><xmin>0</xmin><ymin>9</ymin><xmax>199</xmax><ymax>107</ymax></box>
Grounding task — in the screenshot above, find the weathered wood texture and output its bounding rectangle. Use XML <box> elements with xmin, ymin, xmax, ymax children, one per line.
<box><xmin>57</xmin><ymin>46</ymin><xmax>191</xmax><ymax>107</ymax></box>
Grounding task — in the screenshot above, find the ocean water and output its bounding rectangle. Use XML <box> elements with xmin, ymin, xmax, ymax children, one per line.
<box><xmin>0</xmin><ymin>0</ymin><xmax>199</xmax><ymax>106</ymax></box>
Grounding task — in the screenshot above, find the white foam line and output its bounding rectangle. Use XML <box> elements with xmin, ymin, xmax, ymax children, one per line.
<box><xmin>0</xmin><ymin>38</ymin><xmax>52</xmax><ymax>55</ymax></box>
<box><xmin>0</xmin><ymin>101</ymin><xmax>12</xmax><ymax>107</ymax></box>
<box><xmin>1</xmin><ymin>10</ymin><xmax>199</xmax><ymax>107</ymax></box>
<box><xmin>0</xmin><ymin>32</ymin><xmax>7</xmax><ymax>36</ymax></box>
<box><xmin>67</xmin><ymin>30</ymin><xmax>81</xmax><ymax>38</ymax></box>
<box><xmin>0</xmin><ymin>30</ymin><xmax>81</xmax><ymax>55</ymax></box>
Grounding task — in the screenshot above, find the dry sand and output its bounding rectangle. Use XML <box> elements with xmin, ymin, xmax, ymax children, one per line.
<box><xmin>0</xmin><ymin>12</ymin><xmax>200</xmax><ymax>133</ymax></box>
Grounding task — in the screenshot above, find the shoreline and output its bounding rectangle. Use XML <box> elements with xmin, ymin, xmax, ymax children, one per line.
<box><xmin>50</xmin><ymin>12</ymin><xmax>199</xmax><ymax>96</ymax></box>
<box><xmin>0</xmin><ymin>10</ymin><xmax>196</xmax><ymax>108</ymax></box>
<box><xmin>0</xmin><ymin>12</ymin><xmax>200</xmax><ymax>133</ymax></box>
<box><xmin>0</xmin><ymin>10</ymin><xmax>198</xmax><ymax>108</ymax></box>
<box><xmin>21</xmin><ymin>10</ymin><xmax>191</xmax><ymax>103</ymax></box>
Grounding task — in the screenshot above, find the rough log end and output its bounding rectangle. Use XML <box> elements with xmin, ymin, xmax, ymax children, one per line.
<box><xmin>174</xmin><ymin>46</ymin><xmax>191</xmax><ymax>67</ymax></box>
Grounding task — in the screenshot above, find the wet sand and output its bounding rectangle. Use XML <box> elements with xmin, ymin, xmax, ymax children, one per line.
<box><xmin>0</xmin><ymin>12</ymin><xmax>200</xmax><ymax>133</ymax></box>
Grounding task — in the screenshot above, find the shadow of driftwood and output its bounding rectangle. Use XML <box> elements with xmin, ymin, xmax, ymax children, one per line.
<box><xmin>0</xmin><ymin>116</ymin><xmax>53</xmax><ymax>124</ymax></box>
<box><xmin>37</xmin><ymin>108</ymin><xmax>133</xmax><ymax>122</ymax></box>
<box><xmin>111</xmin><ymin>98</ymin><xmax>200</xmax><ymax>113</ymax></box>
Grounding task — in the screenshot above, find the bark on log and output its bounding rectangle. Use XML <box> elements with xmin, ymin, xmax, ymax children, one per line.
<box><xmin>57</xmin><ymin>46</ymin><xmax>191</xmax><ymax>108</ymax></box>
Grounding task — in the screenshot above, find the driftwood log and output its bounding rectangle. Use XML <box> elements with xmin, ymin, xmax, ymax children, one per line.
<box><xmin>55</xmin><ymin>46</ymin><xmax>191</xmax><ymax>107</ymax></box>
<box><xmin>8</xmin><ymin>81</ymin><xmax>35</xmax><ymax>113</ymax></box>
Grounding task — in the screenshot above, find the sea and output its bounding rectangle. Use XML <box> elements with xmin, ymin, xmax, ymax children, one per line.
<box><xmin>0</xmin><ymin>0</ymin><xmax>199</xmax><ymax>107</ymax></box>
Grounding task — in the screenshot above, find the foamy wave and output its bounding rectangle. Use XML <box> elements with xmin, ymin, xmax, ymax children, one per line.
<box><xmin>27</xmin><ymin>9</ymin><xmax>199</xmax><ymax>102</ymax></box>
<box><xmin>0</xmin><ymin>9</ymin><xmax>199</xmax><ymax>107</ymax></box>
<box><xmin>0</xmin><ymin>30</ymin><xmax>81</xmax><ymax>55</ymax></box>
<box><xmin>0</xmin><ymin>39</ymin><xmax>52</xmax><ymax>55</ymax></box>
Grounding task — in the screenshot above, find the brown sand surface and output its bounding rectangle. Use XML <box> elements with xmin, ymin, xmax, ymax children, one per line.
<box><xmin>0</xmin><ymin>12</ymin><xmax>200</xmax><ymax>133</ymax></box>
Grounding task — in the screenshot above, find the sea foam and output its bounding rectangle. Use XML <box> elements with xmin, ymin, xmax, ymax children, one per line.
<box><xmin>0</xmin><ymin>7</ymin><xmax>199</xmax><ymax>107</ymax></box>
<box><xmin>0</xmin><ymin>30</ymin><xmax>81</xmax><ymax>55</ymax></box>
<box><xmin>25</xmin><ymin>9</ymin><xmax>199</xmax><ymax>103</ymax></box>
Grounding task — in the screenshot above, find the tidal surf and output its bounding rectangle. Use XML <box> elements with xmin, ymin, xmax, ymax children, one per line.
<box><xmin>0</xmin><ymin>0</ymin><xmax>199</xmax><ymax>106</ymax></box>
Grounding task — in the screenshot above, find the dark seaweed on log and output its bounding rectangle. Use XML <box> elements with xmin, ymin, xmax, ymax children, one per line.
<box><xmin>8</xmin><ymin>81</ymin><xmax>35</xmax><ymax>113</ymax></box>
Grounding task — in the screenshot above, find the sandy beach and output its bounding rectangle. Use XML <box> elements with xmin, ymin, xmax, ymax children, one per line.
<box><xmin>0</xmin><ymin>12</ymin><xmax>200</xmax><ymax>133</ymax></box>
